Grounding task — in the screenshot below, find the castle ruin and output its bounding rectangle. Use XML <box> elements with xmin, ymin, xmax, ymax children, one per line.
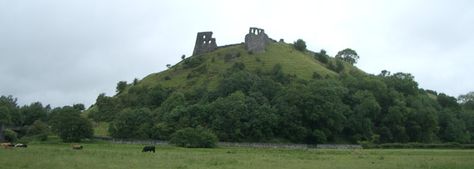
<box><xmin>192</xmin><ymin>27</ymin><xmax>272</xmax><ymax>56</ymax></box>
<box><xmin>193</xmin><ymin>32</ymin><xmax>217</xmax><ymax>55</ymax></box>
<box><xmin>245</xmin><ymin>27</ymin><xmax>271</xmax><ymax>53</ymax></box>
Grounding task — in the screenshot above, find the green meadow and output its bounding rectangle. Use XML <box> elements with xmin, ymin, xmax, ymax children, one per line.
<box><xmin>1</xmin><ymin>142</ymin><xmax>473</xmax><ymax>169</ymax></box>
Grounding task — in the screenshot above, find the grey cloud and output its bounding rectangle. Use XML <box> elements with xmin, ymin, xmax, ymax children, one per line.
<box><xmin>0</xmin><ymin>0</ymin><xmax>473</xmax><ymax>107</ymax></box>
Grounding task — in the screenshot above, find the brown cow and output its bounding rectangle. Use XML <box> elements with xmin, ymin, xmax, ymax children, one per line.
<box><xmin>1</xmin><ymin>143</ymin><xmax>14</xmax><ymax>149</ymax></box>
<box><xmin>72</xmin><ymin>144</ymin><xmax>83</xmax><ymax>150</ymax></box>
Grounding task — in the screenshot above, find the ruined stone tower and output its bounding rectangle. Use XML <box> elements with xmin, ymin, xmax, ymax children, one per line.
<box><xmin>193</xmin><ymin>31</ymin><xmax>217</xmax><ymax>55</ymax></box>
<box><xmin>245</xmin><ymin>27</ymin><xmax>270</xmax><ymax>53</ymax></box>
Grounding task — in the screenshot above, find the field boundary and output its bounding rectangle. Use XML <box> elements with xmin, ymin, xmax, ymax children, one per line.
<box><xmin>93</xmin><ymin>136</ymin><xmax>362</xmax><ymax>149</ymax></box>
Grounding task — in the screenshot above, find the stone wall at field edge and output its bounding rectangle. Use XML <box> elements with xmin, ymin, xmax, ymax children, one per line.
<box><xmin>193</xmin><ymin>31</ymin><xmax>217</xmax><ymax>55</ymax></box>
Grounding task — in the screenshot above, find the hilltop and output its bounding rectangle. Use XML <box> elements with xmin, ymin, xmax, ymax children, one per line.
<box><xmin>86</xmin><ymin>28</ymin><xmax>474</xmax><ymax>144</ymax></box>
<box><xmin>138</xmin><ymin>42</ymin><xmax>357</xmax><ymax>91</ymax></box>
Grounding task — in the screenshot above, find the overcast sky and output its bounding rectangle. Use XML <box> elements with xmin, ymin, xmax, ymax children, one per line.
<box><xmin>1</xmin><ymin>0</ymin><xmax>473</xmax><ymax>107</ymax></box>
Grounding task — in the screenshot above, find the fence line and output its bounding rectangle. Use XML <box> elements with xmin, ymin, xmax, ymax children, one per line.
<box><xmin>93</xmin><ymin>136</ymin><xmax>362</xmax><ymax>149</ymax></box>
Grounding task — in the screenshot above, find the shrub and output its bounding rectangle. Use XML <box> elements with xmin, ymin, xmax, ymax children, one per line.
<box><xmin>312</xmin><ymin>72</ymin><xmax>322</xmax><ymax>79</ymax></box>
<box><xmin>293</xmin><ymin>39</ymin><xmax>306</xmax><ymax>51</ymax></box>
<box><xmin>170</xmin><ymin>127</ymin><xmax>218</xmax><ymax>148</ymax></box>
<box><xmin>4</xmin><ymin>129</ymin><xmax>17</xmax><ymax>142</ymax></box>
<box><xmin>310</xmin><ymin>129</ymin><xmax>327</xmax><ymax>144</ymax></box>
<box><xmin>224</xmin><ymin>53</ymin><xmax>235</xmax><ymax>62</ymax></box>
<box><xmin>183</xmin><ymin>56</ymin><xmax>204</xmax><ymax>68</ymax></box>
<box><xmin>27</xmin><ymin>120</ymin><xmax>49</xmax><ymax>141</ymax></box>
<box><xmin>315</xmin><ymin>51</ymin><xmax>329</xmax><ymax>64</ymax></box>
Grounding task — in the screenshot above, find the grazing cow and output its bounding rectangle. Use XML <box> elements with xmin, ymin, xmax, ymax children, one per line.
<box><xmin>1</xmin><ymin>143</ymin><xmax>14</xmax><ymax>149</ymax></box>
<box><xmin>14</xmin><ymin>143</ymin><xmax>27</xmax><ymax>148</ymax></box>
<box><xmin>72</xmin><ymin>144</ymin><xmax>83</xmax><ymax>150</ymax></box>
<box><xmin>142</xmin><ymin>145</ymin><xmax>155</xmax><ymax>153</ymax></box>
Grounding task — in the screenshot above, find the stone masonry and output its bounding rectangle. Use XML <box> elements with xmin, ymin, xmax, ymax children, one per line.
<box><xmin>245</xmin><ymin>27</ymin><xmax>271</xmax><ymax>53</ymax></box>
<box><xmin>193</xmin><ymin>31</ymin><xmax>217</xmax><ymax>55</ymax></box>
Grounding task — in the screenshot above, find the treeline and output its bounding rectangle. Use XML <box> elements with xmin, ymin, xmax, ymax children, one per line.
<box><xmin>0</xmin><ymin>97</ymin><xmax>92</xmax><ymax>142</ymax></box>
<box><xmin>89</xmin><ymin>61</ymin><xmax>474</xmax><ymax>144</ymax></box>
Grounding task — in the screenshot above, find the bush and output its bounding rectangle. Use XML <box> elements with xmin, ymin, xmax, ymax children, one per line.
<box><xmin>310</xmin><ymin>129</ymin><xmax>327</xmax><ymax>144</ymax></box>
<box><xmin>27</xmin><ymin>120</ymin><xmax>49</xmax><ymax>141</ymax></box>
<box><xmin>183</xmin><ymin>56</ymin><xmax>205</xmax><ymax>68</ymax></box>
<box><xmin>293</xmin><ymin>39</ymin><xmax>306</xmax><ymax>51</ymax></box>
<box><xmin>315</xmin><ymin>51</ymin><xmax>329</xmax><ymax>64</ymax></box>
<box><xmin>169</xmin><ymin>127</ymin><xmax>218</xmax><ymax>148</ymax></box>
<box><xmin>4</xmin><ymin>129</ymin><xmax>17</xmax><ymax>142</ymax></box>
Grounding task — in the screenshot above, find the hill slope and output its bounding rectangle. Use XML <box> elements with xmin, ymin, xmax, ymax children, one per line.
<box><xmin>87</xmin><ymin>41</ymin><xmax>474</xmax><ymax>145</ymax></box>
<box><xmin>137</xmin><ymin>42</ymin><xmax>358</xmax><ymax>91</ymax></box>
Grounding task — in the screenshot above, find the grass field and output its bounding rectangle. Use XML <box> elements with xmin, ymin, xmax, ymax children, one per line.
<box><xmin>1</xmin><ymin>142</ymin><xmax>474</xmax><ymax>169</ymax></box>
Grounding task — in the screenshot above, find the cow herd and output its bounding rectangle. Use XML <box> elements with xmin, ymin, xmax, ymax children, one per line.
<box><xmin>1</xmin><ymin>143</ymin><xmax>27</xmax><ymax>149</ymax></box>
<box><xmin>2</xmin><ymin>142</ymin><xmax>156</xmax><ymax>153</ymax></box>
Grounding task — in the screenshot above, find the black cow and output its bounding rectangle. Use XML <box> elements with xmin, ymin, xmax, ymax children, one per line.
<box><xmin>142</xmin><ymin>145</ymin><xmax>155</xmax><ymax>153</ymax></box>
<box><xmin>72</xmin><ymin>144</ymin><xmax>83</xmax><ymax>150</ymax></box>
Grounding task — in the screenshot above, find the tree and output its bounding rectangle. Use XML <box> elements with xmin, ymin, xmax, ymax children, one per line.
<box><xmin>116</xmin><ymin>81</ymin><xmax>127</xmax><ymax>94</ymax></box>
<box><xmin>384</xmin><ymin>72</ymin><xmax>419</xmax><ymax>95</ymax></box>
<box><xmin>19</xmin><ymin>102</ymin><xmax>48</xmax><ymax>126</ymax></box>
<box><xmin>49</xmin><ymin>106</ymin><xmax>93</xmax><ymax>142</ymax></box>
<box><xmin>459</xmin><ymin>91</ymin><xmax>474</xmax><ymax>110</ymax></box>
<box><xmin>27</xmin><ymin>120</ymin><xmax>49</xmax><ymax>141</ymax></box>
<box><xmin>335</xmin><ymin>48</ymin><xmax>359</xmax><ymax>65</ymax></box>
<box><xmin>72</xmin><ymin>103</ymin><xmax>85</xmax><ymax>111</ymax></box>
<box><xmin>379</xmin><ymin>70</ymin><xmax>391</xmax><ymax>77</ymax></box>
<box><xmin>133</xmin><ymin>78</ymin><xmax>139</xmax><ymax>85</ymax></box>
<box><xmin>90</xmin><ymin>93</ymin><xmax>120</xmax><ymax>122</ymax></box>
<box><xmin>169</xmin><ymin>127</ymin><xmax>218</xmax><ymax>148</ymax></box>
<box><xmin>166</xmin><ymin>64</ymin><xmax>171</xmax><ymax>69</ymax></box>
<box><xmin>0</xmin><ymin>95</ymin><xmax>18</xmax><ymax>141</ymax></box>
<box><xmin>293</xmin><ymin>39</ymin><xmax>307</xmax><ymax>51</ymax></box>
<box><xmin>181</xmin><ymin>54</ymin><xmax>186</xmax><ymax>60</ymax></box>
<box><xmin>108</xmin><ymin>108</ymin><xmax>153</xmax><ymax>139</ymax></box>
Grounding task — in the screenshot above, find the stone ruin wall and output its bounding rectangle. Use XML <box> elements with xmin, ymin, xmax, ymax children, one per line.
<box><xmin>193</xmin><ymin>31</ymin><xmax>217</xmax><ymax>55</ymax></box>
<box><xmin>244</xmin><ymin>27</ymin><xmax>271</xmax><ymax>53</ymax></box>
<box><xmin>192</xmin><ymin>27</ymin><xmax>272</xmax><ymax>56</ymax></box>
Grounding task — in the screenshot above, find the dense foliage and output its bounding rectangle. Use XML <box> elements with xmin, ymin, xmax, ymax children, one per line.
<box><xmin>2</xmin><ymin>44</ymin><xmax>473</xmax><ymax>145</ymax></box>
<box><xmin>4</xmin><ymin>129</ymin><xmax>17</xmax><ymax>142</ymax></box>
<box><xmin>89</xmin><ymin>56</ymin><xmax>474</xmax><ymax>144</ymax></box>
<box><xmin>0</xmin><ymin>97</ymin><xmax>93</xmax><ymax>143</ymax></box>
<box><xmin>49</xmin><ymin>106</ymin><xmax>93</xmax><ymax>142</ymax></box>
<box><xmin>169</xmin><ymin>127</ymin><xmax>218</xmax><ymax>148</ymax></box>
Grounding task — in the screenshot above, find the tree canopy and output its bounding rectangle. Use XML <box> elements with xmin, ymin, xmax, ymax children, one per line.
<box><xmin>335</xmin><ymin>48</ymin><xmax>359</xmax><ymax>65</ymax></box>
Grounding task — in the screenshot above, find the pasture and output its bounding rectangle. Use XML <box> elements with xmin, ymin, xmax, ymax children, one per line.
<box><xmin>1</xmin><ymin>142</ymin><xmax>474</xmax><ymax>169</ymax></box>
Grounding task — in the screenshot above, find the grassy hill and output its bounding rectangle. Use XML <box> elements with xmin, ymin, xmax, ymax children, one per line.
<box><xmin>88</xmin><ymin>39</ymin><xmax>473</xmax><ymax>145</ymax></box>
<box><xmin>135</xmin><ymin>42</ymin><xmax>360</xmax><ymax>91</ymax></box>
